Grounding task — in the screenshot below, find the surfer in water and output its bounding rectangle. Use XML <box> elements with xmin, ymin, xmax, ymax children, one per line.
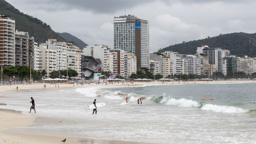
<box><xmin>92</xmin><ymin>99</ymin><xmax>97</xmax><ymax>114</ymax></box>
<box><xmin>29</xmin><ymin>97</ymin><xmax>36</xmax><ymax>113</ymax></box>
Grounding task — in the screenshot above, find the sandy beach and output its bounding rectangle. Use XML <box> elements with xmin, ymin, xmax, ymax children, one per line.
<box><xmin>0</xmin><ymin>80</ymin><xmax>256</xmax><ymax>144</ymax></box>
<box><xmin>0</xmin><ymin>83</ymin><xmax>79</xmax><ymax>144</ymax></box>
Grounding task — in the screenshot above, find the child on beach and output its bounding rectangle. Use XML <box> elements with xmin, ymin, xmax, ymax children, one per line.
<box><xmin>29</xmin><ymin>97</ymin><xmax>36</xmax><ymax>113</ymax></box>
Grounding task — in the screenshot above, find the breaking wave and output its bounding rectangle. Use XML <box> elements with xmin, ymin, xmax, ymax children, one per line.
<box><xmin>76</xmin><ymin>87</ymin><xmax>249</xmax><ymax>114</ymax></box>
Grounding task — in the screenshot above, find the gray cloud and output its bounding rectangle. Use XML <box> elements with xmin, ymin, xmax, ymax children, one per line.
<box><xmin>6</xmin><ymin>0</ymin><xmax>256</xmax><ymax>52</ymax></box>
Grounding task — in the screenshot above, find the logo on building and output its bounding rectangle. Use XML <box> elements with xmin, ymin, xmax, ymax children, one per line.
<box><xmin>135</xmin><ymin>23</ymin><xmax>141</xmax><ymax>29</ymax></box>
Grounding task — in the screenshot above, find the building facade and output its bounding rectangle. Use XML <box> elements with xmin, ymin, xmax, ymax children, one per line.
<box><xmin>114</xmin><ymin>15</ymin><xmax>149</xmax><ymax>70</ymax></box>
<box><xmin>0</xmin><ymin>15</ymin><xmax>15</xmax><ymax>66</ymax></box>
<box><xmin>15</xmin><ymin>31</ymin><xmax>34</xmax><ymax>67</ymax></box>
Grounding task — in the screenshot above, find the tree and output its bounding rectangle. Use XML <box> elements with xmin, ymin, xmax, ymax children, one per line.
<box><xmin>251</xmin><ymin>73</ymin><xmax>256</xmax><ymax>79</ymax></box>
<box><xmin>155</xmin><ymin>74</ymin><xmax>163</xmax><ymax>79</ymax></box>
<box><xmin>101</xmin><ymin>71</ymin><xmax>111</xmax><ymax>78</ymax></box>
<box><xmin>212</xmin><ymin>72</ymin><xmax>225</xmax><ymax>79</ymax></box>
<box><xmin>60</xmin><ymin>69</ymin><xmax>78</xmax><ymax>79</ymax></box>
<box><xmin>32</xmin><ymin>70</ymin><xmax>42</xmax><ymax>81</ymax></box>
<box><xmin>41</xmin><ymin>70</ymin><xmax>47</xmax><ymax>78</ymax></box>
<box><xmin>3</xmin><ymin>66</ymin><xmax>17</xmax><ymax>78</ymax></box>
<box><xmin>16</xmin><ymin>66</ymin><xmax>30</xmax><ymax>80</ymax></box>
<box><xmin>49</xmin><ymin>71</ymin><xmax>60</xmax><ymax>78</ymax></box>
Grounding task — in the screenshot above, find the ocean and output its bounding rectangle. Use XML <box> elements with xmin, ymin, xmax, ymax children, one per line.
<box><xmin>1</xmin><ymin>83</ymin><xmax>256</xmax><ymax>144</ymax></box>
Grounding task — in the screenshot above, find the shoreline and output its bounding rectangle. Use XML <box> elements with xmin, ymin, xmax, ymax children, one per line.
<box><xmin>0</xmin><ymin>83</ymin><xmax>80</xmax><ymax>144</ymax></box>
<box><xmin>0</xmin><ymin>80</ymin><xmax>255</xmax><ymax>144</ymax></box>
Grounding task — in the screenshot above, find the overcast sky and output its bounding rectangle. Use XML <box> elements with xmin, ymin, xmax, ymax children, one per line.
<box><xmin>6</xmin><ymin>0</ymin><xmax>256</xmax><ymax>52</ymax></box>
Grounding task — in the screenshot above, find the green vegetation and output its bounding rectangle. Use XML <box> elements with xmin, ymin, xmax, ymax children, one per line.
<box><xmin>0</xmin><ymin>0</ymin><xmax>65</xmax><ymax>43</ymax></box>
<box><xmin>49</xmin><ymin>69</ymin><xmax>78</xmax><ymax>79</ymax></box>
<box><xmin>158</xmin><ymin>32</ymin><xmax>256</xmax><ymax>57</ymax></box>
<box><xmin>3</xmin><ymin>66</ymin><xmax>43</xmax><ymax>81</ymax></box>
<box><xmin>130</xmin><ymin>71</ymin><xmax>163</xmax><ymax>79</ymax></box>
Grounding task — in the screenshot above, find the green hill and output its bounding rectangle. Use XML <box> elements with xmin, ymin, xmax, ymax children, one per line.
<box><xmin>0</xmin><ymin>0</ymin><xmax>65</xmax><ymax>43</ymax></box>
<box><xmin>158</xmin><ymin>32</ymin><xmax>256</xmax><ymax>57</ymax></box>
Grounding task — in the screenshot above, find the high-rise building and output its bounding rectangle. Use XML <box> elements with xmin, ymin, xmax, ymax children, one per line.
<box><xmin>162</xmin><ymin>57</ymin><xmax>171</xmax><ymax>78</ymax></box>
<box><xmin>114</xmin><ymin>14</ymin><xmax>149</xmax><ymax>70</ymax></box>
<box><xmin>0</xmin><ymin>15</ymin><xmax>15</xmax><ymax>66</ymax></box>
<box><xmin>33</xmin><ymin>42</ymin><xmax>40</xmax><ymax>71</ymax></box>
<box><xmin>15</xmin><ymin>31</ymin><xmax>34</xmax><ymax>67</ymax></box>
<box><xmin>110</xmin><ymin>50</ymin><xmax>126</xmax><ymax>77</ymax></box>
<box><xmin>66</xmin><ymin>43</ymin><xmax>81</xmax><ymax>79</ymax></box>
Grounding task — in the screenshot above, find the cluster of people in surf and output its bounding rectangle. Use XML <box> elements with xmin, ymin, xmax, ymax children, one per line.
<box><xmin>125</xmin><ymin>97</ymin><xmax>143</xmax><ymax>104</ymax></box>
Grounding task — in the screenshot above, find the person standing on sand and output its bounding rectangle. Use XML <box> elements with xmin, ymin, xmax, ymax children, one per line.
<box><xmin>92</xmin><ymin>99</ymin><xmax>97</xmax><ymax>114</ymax></box>
<box><xmin>29</xmin><ymin>97</ymin><xmax>36</xmax><ymax>113</ymax></box>
<box><xmin>140</xmin><ymin>98</ymin><xmax>142</xmax><ymax>104</ymax></box>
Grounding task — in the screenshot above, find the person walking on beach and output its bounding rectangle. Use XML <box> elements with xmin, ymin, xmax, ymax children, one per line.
<box><xmin>92</xmin><ymin>99</ymin><xmax>97</xmax><ymax>114</ymax></box>
<box><xmin>137</xmin><ymin>99</ymin><xmax>140</xmax><ymax>104</ymax></box>
<box><xmin>29</xmin><ymin>97</ymin><xmax>36</xmax><ymax>113</ymax></box>
<box><xmin>140</xmin><ymin>98</ymin><xmax>142</xmax><ymax>104</ymax></box>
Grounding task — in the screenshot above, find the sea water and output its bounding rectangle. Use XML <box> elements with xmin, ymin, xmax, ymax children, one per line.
<box><xmin>1</xmin><ymin>83</ymin><xmax>256</xmax><ymax>144</ymax></box>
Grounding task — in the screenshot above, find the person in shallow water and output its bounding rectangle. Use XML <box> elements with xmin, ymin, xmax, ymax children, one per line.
<box><xmin>126</xmin><ymin>97</ymin><xmax>129</xmax><ymax>103</ymax></box>
<box><xmin>140</xmin><ymin>98</ymin><xmax>142</xmax><ymax>104</ymax></box>
<box><xmin>137</xmin><ymin>99</ymin><xmax>140</xmax><ymax>104</ymax></box>
<box><xmin>92</xmin><ymin>99</ymin><xmax>97</xmax><ymax>114</ymax></box>
<box><xmin>29</xmin><ymin>97</ymin><xmax>36</xmax><ymax>113</ymax></box>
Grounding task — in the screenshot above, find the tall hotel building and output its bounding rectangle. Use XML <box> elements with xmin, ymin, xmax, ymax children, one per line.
<box><xmin>114</xmin><ymin>14</ymin><xmax>149</xmax><ymax>70</ymax></box>
<box><xmin>0</xmin><ymin>16</ymin><xmax>15</xmax><ymax>66</ymax></box>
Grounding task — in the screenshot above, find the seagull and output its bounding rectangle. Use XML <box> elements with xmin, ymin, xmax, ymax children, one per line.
<box><xmin>61</xmin><ymin>138</ymin><xmax>66</xmax><ymax>143</ymax></box>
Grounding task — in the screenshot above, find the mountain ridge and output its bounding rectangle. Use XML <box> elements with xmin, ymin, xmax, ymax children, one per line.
<box><xmin>158</xmin><ymin>32</ymin><xmax>256</xmax><ymax>57</ymax></box>
<box><xmin>58</xmin><ymin>32</ymin><xmax>88</xmax><ymax>50</ymax></box>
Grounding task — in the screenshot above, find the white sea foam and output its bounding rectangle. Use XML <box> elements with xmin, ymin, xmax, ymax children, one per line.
<box><xmin>201</xmin><ymin>104</ymin><xmax>248</xmax><ymax>113</ymax></box>
<box><xmin>75</xmin><ymin>87</ymin><xmax>99</xmax><ymax>97</ymax></box>
<box><xmin>164</xmin><ymin>98</ymin><xmax>200</xmax><ymax>108</ymax></box>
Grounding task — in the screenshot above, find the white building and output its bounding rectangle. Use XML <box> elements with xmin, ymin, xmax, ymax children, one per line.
<box><xmin>127</xmin><ymin>52</ymin><xmax>137</xmax><ymax>77</ymax></box>
<box><xmin>33</xmin><ymin>42</ymin><xmax>40</xmax><ymax>71</ymax></box>
<box><xmin>186</xmin><ymin>55</ymin><xmax>197</xmax><ymax>75</ymax></box>
<box><xmin>0</xmin><ymin>15</ymin><xmax>15</xmax><ymax>66</ymax></box>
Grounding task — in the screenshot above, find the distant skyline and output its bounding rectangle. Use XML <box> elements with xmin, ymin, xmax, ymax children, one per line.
<box><xmin>6</xmin><ymin>0</ymin><xmax>256</xmax><ymax>52</ymax></box>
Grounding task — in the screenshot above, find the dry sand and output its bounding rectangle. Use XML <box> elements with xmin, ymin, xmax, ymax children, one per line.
<box><xmin>0</xmin><ymin>110</ymin><xmax>78</xmax><ymax>144</ymax></box>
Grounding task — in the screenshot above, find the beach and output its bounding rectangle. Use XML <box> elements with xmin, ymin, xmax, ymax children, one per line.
<box><xmin>0</xmin><ymin>83</ymin><xmax>79</xmax><ymax>144</ymax></box>
<box><xmin>0</xmin><ymin>80</ymin><xmax>256</xmax><ymax>144</ymax></box>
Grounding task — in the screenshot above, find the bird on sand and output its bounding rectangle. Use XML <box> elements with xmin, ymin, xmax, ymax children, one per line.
<box><xmin>61</xmin><ymin>138</ymin><xmax>66</xmax><ymax>143</ymax></box>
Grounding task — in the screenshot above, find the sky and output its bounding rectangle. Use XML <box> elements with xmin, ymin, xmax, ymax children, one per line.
<box><xmin>6</xmin><ymin>0</ymin><xmax>256</xmax><ymax>52</ymax></box>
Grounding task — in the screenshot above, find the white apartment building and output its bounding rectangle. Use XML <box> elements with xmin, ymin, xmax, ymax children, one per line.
<box><xmin>162</xmin><ymin>57</ymin><xmax>171</xmax><ymax>78</ymax></box>
<box><xmin>0</xmin><ymin>15</ymin><xmax>15</xmax><ymax>66</ymax></box>
<box><xmin>38</xmin><ymin>40</ymin><xmax>81</xmax><ymax>79</ymax></box>
<box><xmin>33</xmin><ymin>42</ymin><xmax>40</xmax><ymax>71</ymax></box>
<box><xmin>111</xmin><ymin>50</ymin><xmax>126</xmax><ymax>78</ymax></box>
<box><xmin>127</xmin><ymin>52</ymin><xmax>137</xmax><ymax>77</ymax></box>
<box><xmin>237</xmin><ymin>56</ymin><xmax>254</xmax><ymax>75</ymax></box>
<box><xmin>39</xmin><ymin>43</ymin><xmax>57</xmax><ymax>77</ymax></box>
<box><xmin>150</xmin><ymin>53</ymin><xmax>163</xmax><ymax>75</ymax></box>
<box><xmin>186</xmin><ymin>55</ymin><xmax>197</xmax><ymax>75</ymax></box>
<box><xmin>66</xmin><ymin>43</ymin><xmax>81</xmax><ymax>79</ymax></box>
